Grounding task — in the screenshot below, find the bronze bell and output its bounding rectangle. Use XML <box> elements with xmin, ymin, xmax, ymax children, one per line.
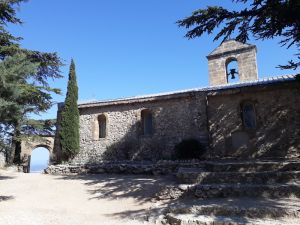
<box><xmin>228</xmin><ymin>68</ymin><xmax>238</xmax><ymax>79</ymax></box>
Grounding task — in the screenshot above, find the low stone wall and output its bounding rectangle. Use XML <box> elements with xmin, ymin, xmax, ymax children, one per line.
<box><xmin>45</xmin><ymin>159</ymin><xmax>300</xmax><ymax>175</ymax></box>
<box><xmin>45</xmin><ymin>160</ymin><xmax>203</xmax><ymax>175</ymax></box>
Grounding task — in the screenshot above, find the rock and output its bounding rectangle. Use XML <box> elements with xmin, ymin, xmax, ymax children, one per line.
<box><xmin>156</xmin><ymin>185</ymin><xmax>184</xmax><ymax>200</ymax></box>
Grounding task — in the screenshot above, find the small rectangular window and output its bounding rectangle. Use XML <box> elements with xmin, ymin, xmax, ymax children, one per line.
<box><xmin>98</xmin><ymin>115</ymin><xmax>107</xmax><ymax>138</ymax></box>
<box><xmin>242</xmin><ymin>102</ymin><xmax>256</xmax><ymax>129</ymax></box>
<box><xmin>141</xmin><ymin>109</ymin><xmax>153</xmax><ymax>135</ymax></box>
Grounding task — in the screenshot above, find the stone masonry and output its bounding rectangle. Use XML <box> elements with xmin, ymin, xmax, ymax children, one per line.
<box><xmin>20</xmin><ymin>136</ymin><xmax>55</xmax><ymax>168</ymax></box>
<box><xmin>207</xmin><ymin>82</ymin><xmax>300</xmax><ymax>159</ymax></box>
<box><xmin>73</xmin><ymin>92</ymin><xmax>209</xmax><ymax>164</ymax></box>
<box><xmin>207</xmin><ymin>40</ymin><xmax>258</xmax><ymax>86</ymax></box>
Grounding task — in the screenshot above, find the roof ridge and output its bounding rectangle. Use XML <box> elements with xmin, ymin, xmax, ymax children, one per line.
<box><xmin>77</xmin><ymin>74</ymin><xmax>298</xmax><ymax>107</ymax></box>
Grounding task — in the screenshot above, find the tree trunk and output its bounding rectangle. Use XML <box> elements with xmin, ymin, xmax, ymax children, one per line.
<box><xmin>9</xmin><ymin>125</ymin><xmax>21</xmax><ymax>165</ymax></box>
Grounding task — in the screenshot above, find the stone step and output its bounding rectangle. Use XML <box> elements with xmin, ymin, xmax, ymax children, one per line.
<box><xmin>165</xmin><ymin>213</ymin><xmax>300</xmax><ymax>225</ymax></box>
<box><xmin>194</xmin><ymin>183</ymin><xmax>300</xmax><ymax>199</ymax></box>
<box><xmin>177</xmin><ymin>168</ymin><xmax>300</xmax><ymax>184</ymax></box>
<box><xmin>167</xmin><ymin>197</ymin><xmax>300</xmax><ymax>219</ymax></box>
<box><xmin>204</xmin><ymin>161</ymin><xmax>300</xmax><ymax>172</ymax></box>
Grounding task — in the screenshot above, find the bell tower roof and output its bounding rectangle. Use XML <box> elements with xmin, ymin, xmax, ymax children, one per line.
<box><xmin>207</xmin><ymin>40</ymin><xmax>256</xmax><ymax>59</ymax></box>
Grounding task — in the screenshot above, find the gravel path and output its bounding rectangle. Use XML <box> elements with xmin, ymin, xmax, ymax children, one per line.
<box><xmin>0</xmin><ymin>170</ymin><xmax>173</xmax><ymax>225</ymax></box>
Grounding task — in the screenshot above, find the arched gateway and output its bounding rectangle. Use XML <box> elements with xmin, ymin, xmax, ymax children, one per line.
<box><xmin>20</xmin><ymin>135</ymin><xmax>55</xmax><ymax>173</ymax></box>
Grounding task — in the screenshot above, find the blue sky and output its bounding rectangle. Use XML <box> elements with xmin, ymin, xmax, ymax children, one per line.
<box><xmin>30</xmin><ymin>147</ymin><xmax>49</xmax><ymax>172</ymax></box>
<box><xmin>8</xmin><ymin>0</ymin><xmax>300</xmax><ymax>120</ymax></box>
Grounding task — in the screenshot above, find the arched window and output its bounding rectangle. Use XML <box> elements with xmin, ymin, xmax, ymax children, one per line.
<box><xmin>242</xmin><ymin>102</ymin><xmax>256</xmax><ymax>129</ymax></box>
<box><xmin>141</xmin><ymin>109</ymin><xmax>153</xmax><ymax>135</ymax></box>
<box><xmin>226</xmin><ymin>57</ymin><xmax>239</xmax><ymax>83</ymax></box>
<box><xmin>98</xmin><ymin>114</ymin><xmax>107</xmax><ymax>138</ymax></box>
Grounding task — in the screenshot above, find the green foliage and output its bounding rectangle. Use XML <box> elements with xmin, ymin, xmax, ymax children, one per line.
<box><xmin>0</xmin><ymin>0</ymin><xmax>63</xmax><ymax>163</ymax></box>
<box><xmin>174</xmin><ymin>139</ymin><xmax>206</xmax><ymax>160</ymax></box>
<box><xmin>21</xmin><ymin>119</ymin><xmax>56</xmax><ymax>136</ymax></box>
<box><xmin>0</xmin><ymin>54</ymin><xmax>37</xmax><ymax>125</ymax></box>
<box><xmin>60</xmin><ymin>60</ymin><xmax>80</xmax><ymax>161</ymax></box>
<box><xmin>177</xmin><ymin>0</ymin><xmax>300</xmax><ymax>70</ymax></box>
<box><xmin>0</xmin><ymin>53</ymin><xmax>40</xmax><ymax>163</ymax></box>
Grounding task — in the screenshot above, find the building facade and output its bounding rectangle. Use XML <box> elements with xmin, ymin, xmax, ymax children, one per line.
<box><xmin>55</xmin><ymin>40</ymin><xmax>300</xmax><ymax>164</ymax></box>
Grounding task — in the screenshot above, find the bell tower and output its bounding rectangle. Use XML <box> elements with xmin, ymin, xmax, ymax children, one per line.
<box><xmin>207</xmin><ymin>40</ymin><xmax>258</xmax><ymax>86</ymax></box>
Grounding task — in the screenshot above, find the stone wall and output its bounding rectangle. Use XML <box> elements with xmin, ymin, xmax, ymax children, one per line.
<box><xmin>74</xmin><ymin>92</ymin><xmax>209</xmax><ymax>164</ymax></box>
<box><xmin>45</xmin><ymin>160</ymin><xmax>202</xmax><ymax>175</ymax></box>
<box><xmin>20</xmin><ymin>136</ymin><xmax>54</xmax><ymax>162</ymax></box>
<box><xmin>54</xmin><ymin>79</ymin><xmax>299</xmax><ymax>164</ymax></box>
<box><xmin>68</xmin><ymin>80</ymin><xmax>299</xmax><ymax>163</ymax></box>
<box><xmin>207</xmin><ymin>81</ymin><xmax>300</xmax><ymax>159</ymax></box>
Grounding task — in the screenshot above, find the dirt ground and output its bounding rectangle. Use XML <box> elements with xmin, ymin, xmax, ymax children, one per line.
<box><xmin>0</xmin><ymin>169</ymin><xmax>174</xmax><ymax>225</ymax></box>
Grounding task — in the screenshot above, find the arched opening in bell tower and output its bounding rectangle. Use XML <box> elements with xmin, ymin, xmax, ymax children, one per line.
<box><xmin>226</xmin><ymin>57</ymin><xmax>239</xmax><ymax>83</ymax></box>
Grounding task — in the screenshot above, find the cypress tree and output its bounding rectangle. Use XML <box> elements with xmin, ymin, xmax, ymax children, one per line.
<box><xmin>60</xmin><ymin>59</ymin><xmax>80</xmax><ymax>161</ymax></box>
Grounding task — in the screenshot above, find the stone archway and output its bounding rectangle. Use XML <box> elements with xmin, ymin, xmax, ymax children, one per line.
<box><xmin>20</xmin><ymin>135</ymin><xmax>55</xmax><ymax>173</ymax></box>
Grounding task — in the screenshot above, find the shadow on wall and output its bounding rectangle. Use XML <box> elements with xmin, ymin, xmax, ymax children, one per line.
<box><xmin>101</xmin><ymin>120</ymin><xmax>168</xmax><ymax>161</ymax></box>
<box><xmin>85</xmin><ymin>102</ymin><xmax>206</xmax><ymax>163</ymax></box>
<box><xmin>208</xmin><ymin>86</ymin><xmax>300</xmax><ymax>159</ymax></box>
<box><xmin>252</xmin><ymin>97</ymin><xmax>300</xmax><ymax>158</ymax></box>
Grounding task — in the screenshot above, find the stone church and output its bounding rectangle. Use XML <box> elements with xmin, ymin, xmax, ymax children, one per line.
<box><xmin>54</xmin><ymin>40</ymin><xmax>300</xmax><ymax>164</ymax></box>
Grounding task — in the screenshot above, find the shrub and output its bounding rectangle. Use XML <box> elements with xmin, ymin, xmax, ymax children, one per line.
<box><xmin>174</xmin><ymin>139</ymin><xmax>206</xmax><ymax>160</ymax></box>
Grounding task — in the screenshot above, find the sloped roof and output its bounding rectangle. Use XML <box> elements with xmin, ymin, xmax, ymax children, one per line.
<box><xmin>77</xmin><ymin>74</ymin><xmax>298</xmax><ymax>108</ymax></box>
<box><xmin>207</xmin><ymin>40</ymin><xmax>256</xmax><ymax>59</ymax></box>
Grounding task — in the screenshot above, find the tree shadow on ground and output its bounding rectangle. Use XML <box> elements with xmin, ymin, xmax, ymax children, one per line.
<box><xmin>56</xmin><ymin>173</ymin><xmax>183</xmax><ymax>222</ymax></box>
<box><xmin>55</xmin><ymin>169</ymin><xmax>300</xmax><ymax>224</ymax></box>
<box><xmin>0</xmin><ymin>195</ymin><xmax>14</xmax><ymax>202</ymax></box>
<box><xmin>0</xmin><ymin>175</ymin><xmax>15</xmax><ymax>180</ymax></box>
<box><xmin>104</xmin><ymin>197</ymin><xmax>300</xmax><ymax>222</ymax></box>
<box><xmin>57</xmin><ymin>173</ymin><xmax>177</xmax><ymax>203</ymax></box>
<box><xmin>0</xmin><ymin>173</ymin><xmax>16</xmax><ymax>203</ymax></box>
